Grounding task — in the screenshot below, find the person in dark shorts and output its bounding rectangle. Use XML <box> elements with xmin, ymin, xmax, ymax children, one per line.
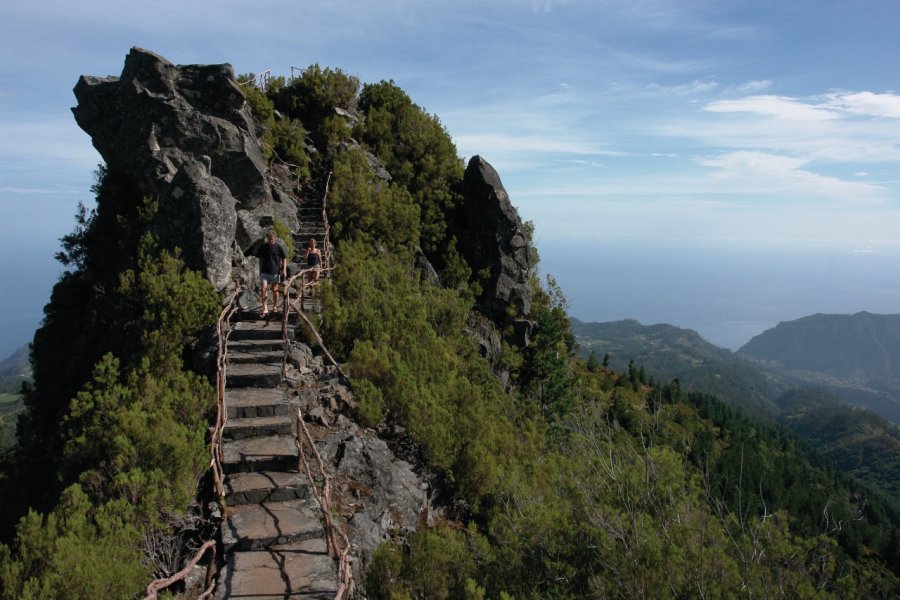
<box><xmin>256</xmin><ymin>229</ymin><xmax>287</xmax><ymax>317</ymax></box>
<box><xmin>304</xmin><ymin>238</ymin><xmax>322</xmax><ymax>284</ymax></box>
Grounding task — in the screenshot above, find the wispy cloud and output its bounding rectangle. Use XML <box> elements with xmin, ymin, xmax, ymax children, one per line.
<box><xmin>0</xmin><ymin>186</ymin><xmax>81</xmax><ymax>194</ymax></box>
<box><xmin>705</xmin><ymin>95</ymin><xmax>837</xmax><ymax>121</ymax></box>
<box><xmin>697</xmin><ymin>151</ymin><xmax>887</xmax><ymax>201</ymax></box>
<box><xmin>733</xmin><ymin>80</ymin><xmax>772</xmax><ymax>94</ymax></box>
<box><xmin>647</xmin><ymin>80</ymin><xmax>719</xmax><ymax>96</ymax></box>
<box><xmin>825</xmin><ymin>91</ymin><xmax>900</xmax><ymax>118</ymax></box>
<box><xmin>454</xmin><ymin>133</ymin><xmax>605</xmax><ymax>155</ymax></box>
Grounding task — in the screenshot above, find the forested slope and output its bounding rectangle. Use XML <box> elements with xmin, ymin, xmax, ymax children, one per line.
<box><xmin>1</xmin><ymin>51</ymin><xmax>898</xmax><ymax>598</ymax></box>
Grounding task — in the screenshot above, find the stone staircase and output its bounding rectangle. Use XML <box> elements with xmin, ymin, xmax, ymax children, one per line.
<box><xmin>292</xmin><ymin>192</ymin><xmax>328</xmax><ymax>314</ymax></box>
<box><xmin>294</xmin><ymin>194</ymin><xmax>326</xmax><ymax>261</ymax></box>
<box><xmin>214</xmin><ymin>317</ymin><xmax>339</xmax><ymax>599</ymax></box>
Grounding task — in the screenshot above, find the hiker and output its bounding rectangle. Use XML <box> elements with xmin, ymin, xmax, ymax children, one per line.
<box><xmin>304</xmin><ymin>238</ymin><xmax>322</xmax><ymax>285</ymax></box>
<box><xmin>256</xmin><ymin>229</ymin><xmax>287</xmax><ymax>317</ymax></box>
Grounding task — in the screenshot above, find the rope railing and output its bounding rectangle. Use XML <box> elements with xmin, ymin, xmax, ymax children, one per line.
<box><xmin>295</xmin><ymin>409</ymin><xmax>355</xmax><ymax>599</ymax></box>
<box><xmin>237</xmin><ymin>69</ymin><xmax>271</xmax><ymax>89</ymax></box>
<box><xmin>143</xmin><ymin>286</ymin><xmax>242</xmax><ymax>600</ymax></box>
<box><xmin>211</xmin><ymin>287</ymin><xmax>242</xmax><ymax>516</ymax></box>
<box><xmin>279</xmin><ymin>267</ymin><xmax>348</xmax><ymax>381</ymax></box>
<box><xmin>144</xmin><ymin>540</ymin><xmax>216</xmax><ymax>600</ymax></box>
<box><xmin>321</xmin><ymin>172</ymin><xmax>333</xmax><ymax>270</ymax></box>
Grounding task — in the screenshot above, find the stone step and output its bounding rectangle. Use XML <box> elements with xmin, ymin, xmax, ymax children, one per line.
<box><xmin>228</xmin><ymin>348</ymin><xmax>284</xmax><ymax>364</ymax></box>
<box><xmin>223</xmin><ymin>435</ymin><xmax>298</xmax><ymax>474</ymax></box>
<box><xmin>222</xmin><ymin>500</ymin><xmax>324</xmax><ymax>553</ymax></box>
<box><xmin>228</xmin><ymin>337</ymin><xmax>285</xmax><ymax>354</ymax></box>
<box><xmin>225</xmin><ymin>388</ymin><xmax>291</xmax><ymax>419</ymax></box>
<box><xmin>229</xmin><ymin>320</ymin><xmax>288</xmax><ymax>341</ymax></box>
<box><xmin>235</xmin><ymin>308</ymin><xmax>299</xmax><ymax>322</ymax></box>
<box><xmin>225</xmin><ymin>471</ymin><xmax>310</xmax><ymax>506</ymax></box>
<box><xmin>214</xmin><ymin>539</ymin><xmax>338</xmax><ymax>600</ymax></box>
<box><xmin>226</xmin><ymin>363</ymin><xmax>282</xmax><ymax>388</ymax></box>
<box><xmin>223</xmin><ymin>415</ymin><xmax>294</xmax><ymax>440</ymax></box>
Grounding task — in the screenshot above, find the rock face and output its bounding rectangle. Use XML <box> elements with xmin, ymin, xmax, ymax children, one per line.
<box><xmin>460</xmin><ymin>156</ymin><xmax>533</xmax><ymax>322</ymax></box>
<box><xmin>72</xmin><ymin>47</ymin><xmax>298</xmax><ymax>289</ymax></box>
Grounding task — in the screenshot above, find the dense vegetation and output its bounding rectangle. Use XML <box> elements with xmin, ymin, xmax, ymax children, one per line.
<box><xmin>571</xmin><ymin>317</ymin><xmax>785</xmax><ymax>416</ymax></box>
<box><xmin>2</xmin><ymin>62</ymin><xmax>899</xmax><ymax>598</ymax></box>
<box><xmin>573</xmin><ymin>318</ymin><xmax>900</xmax><ymax>504</ymax></box>
<box><xmin>0</xmin><ymin>172</ymin><xmax>220</xmax><ymax>598</ymax></box>
<box><xmin>778</xmin><ymin>388</ymin><xmax>900</xmax><ymax>497</ymax></box>
<box><xmin>251</xmin><ymin>69</ymin><xmax>900</xmax><ymax>596</ymax></box>
<box><xmin>0</xmin><ymin>347</ymin><xmax>30</xmax><ymax>448</ymax></box>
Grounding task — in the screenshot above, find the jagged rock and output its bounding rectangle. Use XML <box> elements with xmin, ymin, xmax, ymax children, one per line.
<box><xmin>466</xmin><ymin>312</ymin><xmax>510</xmax><ymax>388</ymax></box>
<box><xmin>510</xmin><ymin>318</ymin><xmax>533</xmax><ymax>348</ymax></box>
<box><xmin>414</xmin><ymin>245</ymin><xmax>440</xmax><ymax>286</ymax></box>
<box><xmin>338</xmin><ymin>141</ymin><xmax>392</xmax><ymax>181</ymax></box>
<box><xmin>333</xmin><ymin>106</ymin><xmax>360</xmax><ymax>128</ymax></box>
<box><xmin>333</xmin><ymin>433</ymin><xmax>427</xmax><ymax>569</ymax></box>
<box><xmin>72</xmin><ymin>48</ymin><xmax>301</xmax><ymax>289</ymax></box>
<box><xmin>460</xmin><ymin>156</ymin><xmax>533</xmax><ymax>324</ymax></box>
<box><xmin>288</xmin><ymin>342</ymin><xmax>314</xmax><ymax>370</ymax></box>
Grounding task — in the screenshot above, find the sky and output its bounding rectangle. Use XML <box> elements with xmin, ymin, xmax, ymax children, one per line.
<box><xmin>2</xmin><ymin>0</ymin><xmax>900</xmax><ymax>356</ymax></box>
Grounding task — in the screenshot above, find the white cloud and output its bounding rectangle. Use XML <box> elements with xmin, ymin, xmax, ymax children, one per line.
<box><xmin>826</xmin><ymin>91</ymin><xmax>900</xmax><ymax>118</ymax></box>
<box><xmin>454</xmin><ymin>132</ymin><xmax>624</xmax><ymax>157</ymax></box>
<box><xmin>647</xmin><ymin>80</ymin><xmax>719</xmax><ymax>96</ymax></box>
<box><xmin>697</xmin><ymin>151</ymin><xmax>886</xmax><ymax>200</ymax></box>
<box><xmin>733</xmin><ymin>80</ymin><xmax>772</xmax><ymax>94</ymax></box>
<box><xmin>705</xmin><ymin>95</ymin><xmax>837</xmax><ymax>122</ymax></box>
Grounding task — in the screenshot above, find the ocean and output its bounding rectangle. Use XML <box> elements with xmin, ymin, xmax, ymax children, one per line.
<box><xmin>2</xmin><ymin>237</ymin><xmax>898</xmax><ymax>360</ymax></box>
<box><xmin>537</xmin><ymin>238</ymin><xmax>900</xmax><ymax>351</ymax></box>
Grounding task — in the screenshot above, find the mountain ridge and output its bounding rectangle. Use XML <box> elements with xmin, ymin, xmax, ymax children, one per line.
<box><xmin>2</xmin><ymin>50</ymin><xmax>898</xmax><ymax>598</ymax></box>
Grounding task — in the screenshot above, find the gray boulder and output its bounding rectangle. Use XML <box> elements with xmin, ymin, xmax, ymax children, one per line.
<box><xmin>460</xmin><ymin>156</ymin><xmax>533</xmax><ymax>323</ymax></box>
<box><xmin>332</xmin><ymin>433</ymin><xmax>427</xmax><ymax>569</ymax></box>
<box><xmin>72</xmin><ymin>47</ymin><xmax>299</xmax><ymax>289</ymax></box>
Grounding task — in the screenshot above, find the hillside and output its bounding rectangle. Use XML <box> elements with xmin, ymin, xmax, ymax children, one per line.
<box><xmin>1</xmin><ymin>49</ymin><xmax>898</xmax><ymax>598</ymax></box>
<box><xmin>739</xmin><ymin>312</ymin><xmax>900</xmax><ymax>423</ymax></box>
<box><xmin>573</xmin><ymin>317</ymin><xmax>900</xmax><ymax>503</ymax></box>
<box><xmin>778</xmin><ymin>388</ymin><xmax>900</xmax><ymax>497</ymax></box>
<box><xmin>571</xmin><ymin>317</ymin><xmax>785</xmax><ymax>416</ymax></box>
<box><xmin>0</xmin><ymin>346</ymin><xmax>30</xmax><ymax>449</ymax></box>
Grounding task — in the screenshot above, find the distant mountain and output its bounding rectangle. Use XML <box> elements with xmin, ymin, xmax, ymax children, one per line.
<box><xmin>571</xmin><ymin>318</ymin><xmax>786</xmax><ymax>416</ymax></box>
<box><xmin>738</xmin><ymin>312</ymin><xmax>900</xmax><ymax>424</ymax></box>
<box><xmin>739</xmin><ymin>312</ymin><xmax>900</xmax><ymax>381</ymax></box>
<box><xmin>0</xmin><ymin>344</ymin><xmax>30</xmax><ymax>378</ymax></box>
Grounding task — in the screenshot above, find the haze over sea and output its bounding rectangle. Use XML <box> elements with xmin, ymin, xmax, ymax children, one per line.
<box><xmin>538</xmin><ymin>239</ymin><xmax>900</xmax><ymax>351</ymax></box>
<box><xmin>2</xmin><ymin>234</ymin><xmax>899</xmax><ymax>359</ymax></box>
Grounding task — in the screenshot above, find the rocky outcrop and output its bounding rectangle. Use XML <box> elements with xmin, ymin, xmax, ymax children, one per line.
<box><xmin>466</xmin><ymin>312</ymin><xmax>509</xmax><ymax>388</ymax></box>
<box><xmin>72</xmin><ymin>47</ymin><xmax>299</xmax><ymax>289</ymax></box>
<box><xmin>460</xmin><ymin>156</ymin><xmax>533</xmax><ymax>323</ymax></box>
